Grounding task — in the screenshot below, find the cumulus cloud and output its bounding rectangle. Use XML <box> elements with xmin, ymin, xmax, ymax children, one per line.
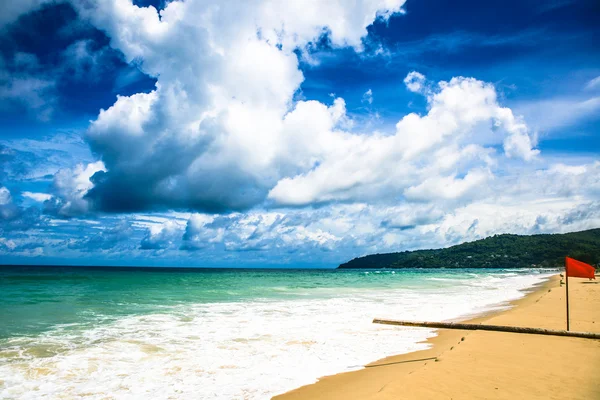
<box><xmin>22</xmin><ymin>191</ymin><xmax>53</xmax><ymax>202</ymax></box>
<box><xmin>403</xmin><ymin>71</ymin><xmax>427</xmax><ymax>93</ymax></box>
<box><xmin>0</xmin><ymin>186</ymin><xmax>23</xmax><ymax>225</ymax></box>
<box><xmin>140</xmin><ymin>220</ymin><xmax>181</xmax><ymax>250</ymax></box>
<box><xmin>77</xmin><ymin>2</ymin><xmax>539</xmax><ymax>212</ymax></box>
<box><xmin>269</xmin><ymin>74</ymin><xmax>539</xmax><ymax>206</ymax></box>
<box><xmin>0</xmin><ymin>186</ymin><xmax>45</xmax><ymax>233</ymax></box>
<box><xmin>436</xmin><ymin>199</ymin><xmax>600</xmax><ymax>246</ymax></box>
<box><xmin>178</xmin><ymin>159</ymin><xmax>593</xmax><ymax>265</ymax></box>
<box><xmin>177</xmin><ymin>161</ymin><xmax>600</xmax><ymax>261</ymax></box>
<box><xmin>46</xmin><ymin>161</ymin><xmax>106</xmax><ymax>217</ymax></box>
<box><xmin>1</xmin><ymin>0</ymin><xmax>595</xmax><ymax>264</ymax></box>
<box><xmin>68</xmin><ymin>0</ymin><xmax>406</xmax><ymax>213</ymax></box>
<box><xmin>404</xmin><ymin>168</ymin><xmax>493</xmax><ymax>202</ymax></box>
<box><xmin>181</xmin><ymin>211</ymin><xmax>341</xmax><ymax>254</ymax></box>
<box><xmin>2</xmin><ymin>159</ymin><xmax>598</xmax><ymax>264</ymax></box>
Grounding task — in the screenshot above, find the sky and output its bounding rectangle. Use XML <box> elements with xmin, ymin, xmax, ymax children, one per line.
<box><xmin>0</xmin><ymin>0</ymin><xmax>599</xmax><ymax>268</ymax></box>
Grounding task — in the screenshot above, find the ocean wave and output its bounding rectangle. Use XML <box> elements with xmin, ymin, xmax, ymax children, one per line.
<box><xmin>0</xmin><ymin>271</ymin><xmax>553</xmax><ymax>400</ymax></box>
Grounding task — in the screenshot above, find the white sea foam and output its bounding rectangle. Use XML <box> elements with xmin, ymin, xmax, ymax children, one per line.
<box><xmin>0</xmin><ymin>272</ymin><xmax>553</xmax><ymax>400</ymax></box>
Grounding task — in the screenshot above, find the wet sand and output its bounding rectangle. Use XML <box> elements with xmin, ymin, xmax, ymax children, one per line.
<box><xmin>275</xmin><ymin>275</ymin><xmax>600</xmax><ymax>400</ymax></box>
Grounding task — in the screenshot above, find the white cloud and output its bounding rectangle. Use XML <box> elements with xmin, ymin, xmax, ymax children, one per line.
<box><xmin>140</xmin><ymin>220</ymin><xmax>182</xmax><ymax>250</ymax></box>
<box><xmin>79</xmin><ymin>32</ymin><xmax>540</xmax><ymax>211</ymax></box>
<box><xmin>0</xmin><ymin>186</ymin><xmax>11</xmax><ymax>205</ymax></box>
<box><xmin>69</xmin><ymin>0</ymin><xmax>406</xmax><ymax>213</ymax></box>
<box><xmin>434</xmin><ymin>199</ymin><xmax>600</xmax><ymax>246</ymax></box>
<box><xmin>2</xmin><ymin>0</ymin><xmax>593</xmax><ymax>263</ymax></box>
<box><xmin>48</xmin><ymin>161</ymin><xmax>106</xmax><ymax>217</ymax></box>
<box><xmin>362</xmin><ymin>88</ymin><xmax>373</xmax><ymax>104</ymax></box>
<box><xmin>0</xmin><ymin>186</ymin><xmax>25</xmax><ymax>225</ymax></box>
<box><xmin>66</xmin><ymin>2</ymin><xmax>544</xmax><ymax>214</ymax></box>
<box><xmin>61</xmin><ymin>39</ymin><xmax>117</xmax><ymax>82</ymax></box>
<box><xmin>0</xmin><ymin>133</ymin><xmax>94</xmax><ymax>181</ymax></box>
<box><xmin>403</xmin><ymin>71</ymin><xmax>426</xmax><ymax>93</ymax></box>
<box><xmin>404</xmin><ymin>168</ymin><xmax>493</xmax><ymax>202</ymax></box>
<box><xmin>181</xmin><ymin>211</ymin><xmax>342</xmax><ymax>253</ymax></box>
<box><xmin>585</xmin><ymin>76</ymin><xmax>600</xmax><ymax>91</ymax></box>
<box><xmin>514</xmin><ymin>95</ymin><xmax>600</xmax><ymax>134</ymax></box>
<box><xmin>0</xmin><ymin>72</ymin><xmax>56</xmax><ymax>121</ymax></box>
<box><xmin>423</xmin><ymin>161</ymin><xmax>600</xmax><ymax>245</ymax></box>
<box><xmin>0</xmin><ymin>237</ymin><xmax>17</xmax><ymax>251</ymax></box>
<box><xmin>177</xmin><ymin>160</ymin><xmax>600</xmax><ymax>259</ymax></box>
<box><xmin>22</xmin><ymin>192</ymin><xmax>53</xmax><ymax>202</ymax></box>
<box><xmin>269</xmin><ymin>74</ymin><xmax>539</xmax><ymax>206</ymax></box>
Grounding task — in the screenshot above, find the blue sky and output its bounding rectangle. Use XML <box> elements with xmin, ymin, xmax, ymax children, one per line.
<box><xmin>0</xmin><ymin>0</ymin><xmax>599</xmax><ymax>267</ymax></box>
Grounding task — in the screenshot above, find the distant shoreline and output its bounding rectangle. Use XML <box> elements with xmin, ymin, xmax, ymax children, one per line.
<box><xmin>339</xmin><ymin>228</ymin><xmax>600</xmax><ymax>269</ymax></box>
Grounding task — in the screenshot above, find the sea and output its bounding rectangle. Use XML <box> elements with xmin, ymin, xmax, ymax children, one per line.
<box><xmin>0</xmin><ymin>266</ymin><xmax>556</xmax><ymax>400</ymax></box>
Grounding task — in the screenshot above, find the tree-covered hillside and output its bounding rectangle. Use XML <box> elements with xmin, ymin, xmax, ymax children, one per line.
<box><xmin>338</xmin><ymin>228</ymin><xmax>600</xmax><ymax>269</ymax></box>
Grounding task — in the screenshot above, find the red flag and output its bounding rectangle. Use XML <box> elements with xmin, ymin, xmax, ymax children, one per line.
<box><xmin>565</xmin><ymin>257</ymin><xmax>595</xmax><ymax>279</ymax></box>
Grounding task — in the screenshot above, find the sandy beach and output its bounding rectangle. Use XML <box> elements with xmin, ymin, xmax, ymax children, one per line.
<box><xmin>275</xmin><ymin>275</ymin><xmax>600</xmax><ymax>400</ymax></box>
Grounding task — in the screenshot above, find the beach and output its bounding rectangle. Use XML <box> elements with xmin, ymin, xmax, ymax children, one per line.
<box><xmin>275</xmin><ymin>275</ymin><xmax>600</xmax><ymax>400</ymax></box>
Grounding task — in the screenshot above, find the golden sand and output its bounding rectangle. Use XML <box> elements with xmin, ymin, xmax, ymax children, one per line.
<box><xmin>275</xmin><ymin>275</ymin><xmax>600</xmax><ymax>400</ymax></box>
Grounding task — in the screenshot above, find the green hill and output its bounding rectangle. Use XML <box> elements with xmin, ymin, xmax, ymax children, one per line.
<box><xmin>338</xmin><ymin>228</ymin><xmax>600</xmax><ymax>269</ymax></box>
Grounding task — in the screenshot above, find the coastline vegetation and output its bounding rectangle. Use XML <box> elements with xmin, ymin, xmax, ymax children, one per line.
<box><xmin>338</xmin><ymin>228</ymin><xmax>600</xmax><ymax>269</ymax></box>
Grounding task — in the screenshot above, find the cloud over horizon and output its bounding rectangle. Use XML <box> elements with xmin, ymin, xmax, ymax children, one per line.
<box><xmin>0</xmin><ymin>0</ymin><xmax>598</xmax><ymax>266</ymax></box>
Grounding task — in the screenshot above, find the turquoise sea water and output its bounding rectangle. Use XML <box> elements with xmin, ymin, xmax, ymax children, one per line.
<box><xmin>0</xmin><ymin>266</ymin><xmax>554</xmax><ymax>399</ymax></box>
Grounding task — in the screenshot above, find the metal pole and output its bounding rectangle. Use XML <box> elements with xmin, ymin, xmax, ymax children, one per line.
<box><xmin>566</xmin><ymin>264</ymin><xmax>570</xmax><ymax>331</ymax></box>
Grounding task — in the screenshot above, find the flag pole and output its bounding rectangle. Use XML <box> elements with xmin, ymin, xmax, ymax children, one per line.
<box><xmin>565</xmin><ymin>260</ymin><xmax>570</xmax><ymax>331</ymax></box>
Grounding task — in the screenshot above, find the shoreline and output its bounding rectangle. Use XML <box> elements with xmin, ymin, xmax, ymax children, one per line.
<box><xmin>275</xmin><ymin>274</ymin><xmax>600</xmax><ymax>399</ymax></box>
